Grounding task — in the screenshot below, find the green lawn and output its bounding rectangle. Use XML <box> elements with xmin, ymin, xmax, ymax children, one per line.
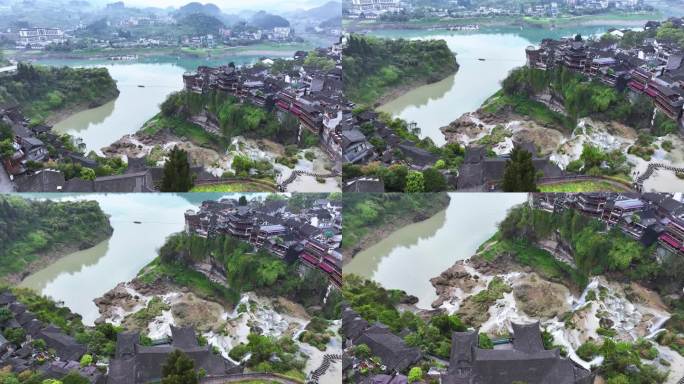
<box><xmin>539</xmin><ymin>180</ymin><xmax>629</xmax><ymax>192</ymax></box>
<box><xmin>190</xmin><ymin>181</ymin><xmax>275</xmax><ymax>192</ymax></box>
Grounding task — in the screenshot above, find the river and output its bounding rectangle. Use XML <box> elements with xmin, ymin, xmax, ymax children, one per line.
<box><xmin>344</xmin><ymin>193</ymin><xmax>528</xmax><ymax>308</ymax></box>
<box><xmin>372</xmin><ymin>25</ymin><xmax>636</xmax><ymax>145</ymax></box>
<box><xmin>44</xmin><ymin>54</ymin><xmax>285</xmax><ymax>153</ymax></box>
<box><xmin>17</xmin><ymin>192</ymin><xmax>253</xmax><ymax>325</ymax></box>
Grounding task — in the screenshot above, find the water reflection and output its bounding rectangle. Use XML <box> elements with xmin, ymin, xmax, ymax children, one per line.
<box><xmin>344</xmin><ymin>193</ymin><xmax>527</xmax><ymax>308</ymax></box>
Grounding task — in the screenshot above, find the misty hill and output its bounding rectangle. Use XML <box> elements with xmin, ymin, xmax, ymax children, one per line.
<box><xmin>175</xmin><ymin>2</ymin><xmax>222</xmax><ymax>17</ymax></box>
<box><xmin>302</xmin><ymin>1</ymin><xmax>341</xmax><ymax>20</ymax></box>
<box><xmin>250</xmin><ymin>11</ymin><xmax>290</xmax><ymax>29</ymax></box>
<box><xmin>178</xmin><ymin>13</ymin><xmax>225</xmax><ymax>35</ymax></box>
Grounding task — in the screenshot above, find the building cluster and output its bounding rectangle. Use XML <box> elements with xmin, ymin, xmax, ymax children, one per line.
<box><xmin>14</xmin><ymin>27</ymin><xmax>66</xmax><ymax>49</ymax></box>
<box><xmin>107</xmin><ymin>326</ymin><xmax>242</xmax><ymax>384</ymax></box>
<box><xmin>457</xmin><ymin>141</ymin><xmax>564</xmax><ymax>192</ymax></box>
<box><xmin>184</xmin><ymin>197</ymin><xmax>342</xmax><ymax>287</ymax></box>
<box><xmin>341</xmin><ymin>307</ymin><xmax>422</xmax><ymax>377</ymax></box>
<box><xmin>0</xmin><ymin>105</ymin><xmax>158</xmax><ymax>192</ymax></box>
<box><xmin>525</xmin><ymin>18</ymin><xmax>684</xmax><ymax>133</ymax></box>
<box><xmin>532</xmin><ymin>192</ymin><xmax>684</xmax><ymax>257</ymax></box>
<box><xmin>0</xmin><ymin>291</ymin><xmax>103</xmax><ymax>383</ymax></box>
<box><xmin>345</xmin><ymin>0</ymin><xmax>403</xmax><ymax>19</ymax></box>
<box><xmin>341</xmin><ymin>108</ymin><xmax>451</xmax><ymax>192</ymax></box>
<box><xmin>342</xmin><ymin>306</ymin><xmax>592</xmax><ymax>384</ymax></box>
<box><xmin>0</xmin><ymin>290</ymin><xmax>242</xmax><ymax>384</ymax></box>
<box><xmin>347</xmin><ymin>0</ymin><xmax>648</xmax><ymax>21</ymax></box>
<box><xmin>440</xmin><ymin>322</ymin><xmax>593</xmax><ymax>384</ymax></box>
<box><xmin>182</xmin><ymin>45</ymin><xmax>345</xmax><ymax>162</ymax></box>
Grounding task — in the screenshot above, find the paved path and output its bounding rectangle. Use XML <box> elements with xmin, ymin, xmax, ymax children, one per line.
<box><xmin>0</xmin><ymin>163</ymin><xmax>15</xmax><ymax>193</ymax></box>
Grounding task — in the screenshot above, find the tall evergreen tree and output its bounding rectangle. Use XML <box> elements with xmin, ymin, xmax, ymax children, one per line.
<box><xmin>160</xmin><ymin>146</ymin><xmax>193</xmax><ymax>192</ymax></box>
<box><xmin>501</xmin><ymin>147</ymin><xmax>539</xmax><ymax>192</ymax></box>
<box><xmin>161</xmin><ymin>350</ymin><xmax>198</xmax><ymax>384</ymax></box>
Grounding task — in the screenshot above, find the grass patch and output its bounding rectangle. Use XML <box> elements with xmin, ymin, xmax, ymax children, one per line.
<box><xmin>142</xmin><ymin>115</ymin><xmax>220</xmax><ymax>148</ymax></box>
<box><xmin>478</xmin><ymin>234</ymin><xmax>587</xmax><ymax>288</ymax></box>
<box><xmin>482</xmin><ymin>92</ymin><xmax>575</xmax><ymax>132</ymax></box>
<box><xmin>539</xmin><ymin>180</ymin><xmax>629</xmax><ymax>192</ymax></box>
<box><xmin>138</xmin><ymin>258</ymin><xmax>240</xmax><ymax>305</ymax></box>
<box><xmin>190</xmin><ymin>182</ymin><xmax>275</xmax><ymax>192</ymax></box>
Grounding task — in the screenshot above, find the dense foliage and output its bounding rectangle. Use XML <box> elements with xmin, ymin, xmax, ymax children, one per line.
<box><xmin>228</xmin><ymin>333</ymin><xmax>305</xmax><ymax>378</ymax></box>
<box><xmin>161</xmin><ymin>350</ymin><xmax>199</xmax><ymax>384</ymax></box>
<box><xmin>345</xmin><ymin>275</ymin><xmax>502</xmax><ymax>360</ymax></box>
<box><xmin>0</xmin><ymin>63</ymin><xmax>119</xmax><ymax>124</ymax></box>
<box><xmin>498</xmin><ymin>204</ymin><xmax>657</xmax><ymax>281</ymax></box>
<box><xmin>499</xmin><ymin>66</ymin><xmax>674</xmax><ymax>135</ymax></box>
<box><xmin>343</xmin><ymin>34</ymin><xmax>459</xmax><ymax>105</ymax></box>
<box><xmin>159</xmin><ymin>90</ymin><xmax>306</xmax><ymax>149</ymax></box>
<box><xmin>341</xmin><ymin>193</ymin><xmax>450</xmax><ymax>250</ymax></box>
<box><xmin>155</xmin><ymin>233</ymin><xmax>339</xmax><ymax>317</ymax></box>
<box><xmin>0</xmin><ymin>196</ymin><xmax>112</xmax><ymax>278</ymax></box>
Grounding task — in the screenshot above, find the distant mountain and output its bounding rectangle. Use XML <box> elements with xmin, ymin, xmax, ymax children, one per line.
<box><xmin>178</xmin><ymin>13</ymin><xmax>225</xmax><ymax>35</ymax></box>
<box><xmin>302</xmin><ymin>1</ymin><xmax>341</xmax><ymax>20</ymax></box>
<box><xmin>319</xmin><ymin>16</ymin><xmax>341</xmax><ymax>29</ymax></box>
<box><xmin>175</xmin><ymin>2</ymin><xmax>222</xmax><ymax>18</ymax></box>
<box><xmin>249</xmin><ymin>11</ymin><xmax>290</xmax><ymax>29</ymax></box>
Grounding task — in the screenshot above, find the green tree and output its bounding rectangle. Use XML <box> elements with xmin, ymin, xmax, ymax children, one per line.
<box><xmin>478</xmin><ymin>333</ymin><xmax>494</xmax><ymax>349</ymax></box>
<box><xmin>80</xmin><ymin>354</ymin><xmax>93</xmax><ymax>367</ymax></box>
<box><xmin>161</xmin><ymin>350</ymin><xmax>199</xmax><ymax>384</ymax></box>
<box><xmin>160</xmin><ymin>146</ymin><xmax>193</xmax><ymax>192</ymax></box>
<box><xmin>79</xmin><ymin>168</ymin><xmax>96</xmax><ymax>181</ymax></box>
<box><xmin>502</xmin><ymin>147</ymin><xmax>539</xmax><ymax>192</ymax></box>
<box><xmin>354</xmin><ymin>344</ymin><xmax>372</xmax><ymax>358</ymax></box>
<box><xmin>422</xmin><ymin>168</ymin><xmax>447</xmax><ymax>192</ymax></box>
<box><xmin>408</xmin><ymin>367</ymin><xmax>423</xmax><ymax>383</ymax></box>
<box><xmin>405</xmin><ymin>171</ymin><xmax>425</xmax><ymax>193</ymax></box>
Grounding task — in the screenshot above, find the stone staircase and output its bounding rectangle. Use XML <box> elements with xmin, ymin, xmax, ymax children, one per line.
<box><xmin>306</xmin><ymin>354</ymin><xmax>342</xmax><ymax>384</ymax></box>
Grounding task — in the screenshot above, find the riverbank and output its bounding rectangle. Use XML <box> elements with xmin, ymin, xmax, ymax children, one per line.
<box><xmin>341</xmin><ymin>193</ymin><xmax>451</xmax><ymax>263</ymax></box>
<box><xmin>344</xmin><ymin>34</ymin><xmax>459</xmax><ymax>106</ymax></box>
<box><xmin>7</xmin><ymin>43</ymin><xmax>313</xmax><ymax>63</ymax></box>
<box><xmin>343</xmin><ymin>10</ymin><xmax>660</xmax><ymax>32</ymax></box>
<box><xmin>6</xmin><ymin>227</ymin><xmax>113</xmax><ymax>286</ymax></box>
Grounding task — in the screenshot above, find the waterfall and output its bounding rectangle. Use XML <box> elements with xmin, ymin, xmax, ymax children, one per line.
<box><xmin>323</xmin><ymin>284</ymin><xmax>332</xmax><ymax>304</ymax></box>
<box><xmin>651</xmin><ymin>107</ymin><xmax>658</xmax><ymax>127</ymax></box>
<box><xmin>297</xmin><ymin>124</ymin><xmax>302</xmax><ymax>145</ymax></box>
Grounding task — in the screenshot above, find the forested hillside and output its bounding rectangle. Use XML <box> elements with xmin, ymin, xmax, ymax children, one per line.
<box><xmin>0</xmin><ymin>196</ymin><xmax>113</xmax><ymax>279</ymax></box>
<box><xmin>153</xmin><ymin>90</ymin><xmax>318</xmax><ymax>149</ymax></box>
<box><xmin>0</xmin><ymin>63</ymin><xmax>119</xmax><ymax>124</ymax></box>
<box><xmin>343</xmin><ymin>34</ymin><xmax>459</xmax><ymax>105</ymax></box>
<box><xmin>141</xmin><ymin>232</ymin><xmax>341</xmax><ymax>319</ymax></box>
<box><xmin>342</xmin><ymin>193</ymin><xmax>451</xmax><ymax>253</ymax></box>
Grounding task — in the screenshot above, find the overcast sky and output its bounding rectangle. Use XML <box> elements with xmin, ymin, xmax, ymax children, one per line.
<box><xmin>112</xmin><ymin>0</ymin><xmax>331</xmax><ymax>12</ymax></box>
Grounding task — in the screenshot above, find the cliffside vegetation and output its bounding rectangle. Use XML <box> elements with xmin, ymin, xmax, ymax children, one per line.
<box><xmin>343</xmin><ymin>34</ymin><xmax>459</xmax><ymax>105</ymax></box>
<box><xmin>341</xmin><ymin>193</ymin><xmax>450</xmax><ymax>252</ymax></box>
<box><xmin>0</xmin><ymin>196</ymin><xmax>112</xmax><ymax>280</ymax></box>
<box><xmin>154</xmin><ymin>90</ymin><xmax>318</xmax><ymax>149</ymax></box>
<box><xmin>146</xmin><ymin>232</ymin><xmax>341</xmax><ymax>319</ymax></box>
<box><xmin>0</xmin><ymin>63</ymin><xmax>119</xmax><ymax>124</ymax></box>
<box><xmin>494</xmin><ymin>65</ymin><xmax>675</xmax><ymax>135</ymax></box>
<box><xmin>485</xmin><ymin>203</ymin><xmax>684</xmax><ymax>356</ymax></box>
